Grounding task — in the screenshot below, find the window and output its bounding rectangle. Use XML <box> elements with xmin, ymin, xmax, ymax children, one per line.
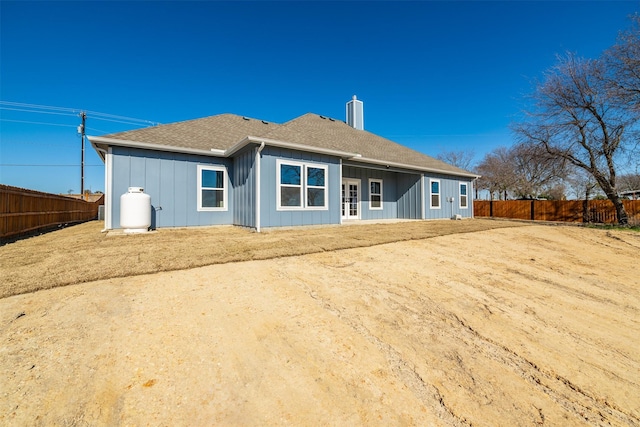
<box><xmin>277</xmin><ymin>160</ymin><xmax>328</xmax><ymax>210</ymax></box>
<box><xmin>198</xmin><ymin>165</ymin><xmax>227</xmax><ymax>211</ymax></box>
<box><xmin>430</xmin><ymin>179</ymin><xmax>441</xmax><ymax>209</ymax></box>
<box><xmin>459</xmin><ymin>182</ymin><xmax>468</xmax><ymax>209</ymax></box>
<box><xmin>306</xmin><ymin>166</ymin><xmax>326</xmax><ymax>207</ymax></box>
<box><xmin>279</xmin><ymin>163</ymin><xmax>302</xmax><ymax>207</ymax></box>
<box><xmin>369</xmin><ymin>179</ymin><xmax>383</xmax><ymax>210</ymax></box>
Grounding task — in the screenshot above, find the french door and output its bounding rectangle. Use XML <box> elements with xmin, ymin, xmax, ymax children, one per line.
<box><xmin>341</xmin><ymin>179</ymin><xmax>360</xmax><ymax>220</ymax></box>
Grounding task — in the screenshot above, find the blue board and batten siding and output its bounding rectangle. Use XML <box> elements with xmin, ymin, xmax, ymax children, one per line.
<box><xmin>232</xmin><ymin>147</ymin><xmax>257</xmax><ymax>228</ymax></box>
<box><xmin>396</xmin><ymin>173</ymin><xmax>422</xmax><ymax>219</ymax></box>
<box><xmin>342</xmin><ymin>164</ymin><xmax>422</xmax><ymax>220</ymax></box>
<box><xmin>342</xmin><ymin>165</ymin><xmax>396</xmax><ymax>220</ymax></box>
<box><xmin>423</xmin><ymin>174</ymin><xmax>474</xmax><ymax>219</ymax></box>
<box><xmin>259</xmin><ymin>146</ymin><xmax>341</xmax><ymax>228</ymax></box>
<box><xmin>111</xmin><ymin>146</ymin><xmax>234</xmax><ymax>228</ymax></box>
<box><xmin>107</xmin><ymin>145</ymin><xmax>474</xmax><ymax>230</ymax></box>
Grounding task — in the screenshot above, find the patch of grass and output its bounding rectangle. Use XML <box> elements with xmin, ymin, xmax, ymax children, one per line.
<box><xmin>0</xmin><ymin>219</ymin><xmax>525</xmax><ymax>299</ymax></box>
<box><xmin>585</xmin><ymin>223</ymin><xmax>640</xmax><ymax>232</ymax></box>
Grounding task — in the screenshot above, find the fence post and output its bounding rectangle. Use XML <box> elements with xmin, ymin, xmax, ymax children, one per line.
<box><xmin>531</xmin><ymin>200</ymin><xmax>535</xmax><ymax>221</ymax></box>
<box><xmin>490</xmin><ymin>200</ymin><xmax>493</xmax><ymax>217</ymax></box>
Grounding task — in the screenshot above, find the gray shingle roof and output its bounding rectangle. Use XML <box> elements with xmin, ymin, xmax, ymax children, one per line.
<box><xmin>101</xmin><ymin>114</ymin><xmax>279</xmax><ymax>151</ymax></box>
<box><xmin>99</xmin><ymin>112</ymin><xmax>475</xmax><ymax>176</ymax></box>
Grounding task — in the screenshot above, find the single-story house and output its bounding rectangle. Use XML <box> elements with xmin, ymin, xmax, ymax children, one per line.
<box><xmin>89</xmin><ymin>97</ymin><xmax>479</xmax><ymax>231</ymax></box>
<box><xmin>620</xmin><ymin>189</ymin><xmax>640</xmax><ymax>200</ymax></box>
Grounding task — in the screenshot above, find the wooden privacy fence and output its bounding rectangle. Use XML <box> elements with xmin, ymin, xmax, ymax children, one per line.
<box><xmin>474</xmin><ymin>199</ymin><xmax>640</xmax><ymax>224</ymax></box>
<box><xmin>0</xmin><ymin>185</ymin><xmax>104</xmax><ymax>242</ymax></box>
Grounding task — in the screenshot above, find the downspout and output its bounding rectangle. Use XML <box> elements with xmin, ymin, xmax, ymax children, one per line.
<box><xmin>93</xmin><ymin>145</ymin><xmax>110</xmax><ymax>232</ymax></box>
<box><xmin>421</xmin><ymin>174</ymin><xmax>426</xmax><ymax>220</ymax></box>
<box><xmin>339</xmin><ymin>158</ymin><xmax>343</xmax><ymax>225</ymax></box>
<box><xmin>255</xmin><ymin>142</ymin><xmax>265</xmax><ymax>232</ymax></box>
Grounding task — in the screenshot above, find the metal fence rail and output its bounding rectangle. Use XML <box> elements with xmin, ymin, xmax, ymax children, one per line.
<box><xmin>0</xmin><ymin>185</ymin><xmax>103</xmax><ymax>241</ymax></box>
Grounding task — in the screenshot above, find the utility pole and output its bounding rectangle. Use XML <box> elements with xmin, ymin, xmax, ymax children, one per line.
<box><xmin>78</xmin><ymin>111</ymin><xmax>86</xmax><ymax>197</ymax></box>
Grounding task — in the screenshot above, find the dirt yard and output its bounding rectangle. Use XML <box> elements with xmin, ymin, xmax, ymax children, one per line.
<box><xmin>1</xmin><ymin>222</ymin><xmax>639</xmax><ymax>426</ymax></box>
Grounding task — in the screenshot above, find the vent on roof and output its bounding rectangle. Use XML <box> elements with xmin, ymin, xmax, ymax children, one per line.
<box><xmin>329</xmin><ymin>117</ymin><xmax>335</xmax><ymax>122</ymax></box>
<box><xmin>319</xmin><ymin>115</ymin><xmax>326</xmax><ymax>119</ymax></box>
<box><xmin>242</xmin><ymin>116</ymin><xmax>250</xmax><ymax>121</ymax></box>
<box><xmin>261</xmin><ymin>120</ymin><xmax>268</xmax><ymax>124</ymax></box>
<box><xmin>346</xmin><ymin>95</ymin><xmax>364</xmax><ymax>130</ymax></box>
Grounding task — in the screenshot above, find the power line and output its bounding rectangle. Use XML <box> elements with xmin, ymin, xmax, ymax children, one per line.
<box><xmin>0</xmin><ymin>100</ymin><xmax>160</xmax><ymax>126</ymax></box>
<box><xmin>0</xmin><ymin>119</ymin><xmax>77</xmax><ymax>128</ymax></box>
<box><xmin>86</xmin><ymin>126</ymin><xmax>110</xmax><ymax>134</ymax></box>
<box><xmin>84</xmin><ymin>109</ymin><xmax>159</xmax><ymax>125</ymax></box>
<box><xmin>88</xmin><ymin>115</ymin><xmax>156</xmax><ymax>127</ymax></box>
<box><xmin>0</xmin><ymin>101</ymin><xmax>78</xmax><ymax>113</ymax></box>
<box><xmin>1</xmin><ymin>140</ymin><xmax>78</xmax><ymax>146</ymax></box>
<box><xmin>0</xmin><ymin>106</ymin><xmax>79</xmax><ymax>117</ymax></box>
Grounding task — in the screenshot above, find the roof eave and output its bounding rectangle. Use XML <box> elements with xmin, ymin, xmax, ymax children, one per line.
<box><xmin>88</xmin><ymin>136</ymin><xmax>226</xmax><ymax>157</ymax></box>
<box><xmin>354</xmin><ymin>157</ymin><xmax>480</xmax><ymax>179</ymax></box>
<box><xmin>89</xmin><ymin>135</ymin><xmax>480</xmax><ymax>179</ymax></box>
<box><xmin>227</xmin><ymin>136</ymin><xmax>362</xmax><ymax>159</ymax></box>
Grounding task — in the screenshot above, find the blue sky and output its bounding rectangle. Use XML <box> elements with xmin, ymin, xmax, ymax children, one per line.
<box><xmin>1</xmin><ymin>1</ymin><xmax>638</xmax><ymax>194</ymax></box>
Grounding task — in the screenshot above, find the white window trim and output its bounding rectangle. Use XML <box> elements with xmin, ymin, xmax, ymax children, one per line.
<box><xmin>459</xmin><ymin>182</ymin><xmax>469</xmax><ymax>209</ymax></box>
<box><xmin>306</xmin><ymin>165</ymin><xmax>328</xmax><ymax>209</ymax></box>
<box><xmin>276</xmin><ymin>159</ymin><xmax>329</xmax><ymax>211</ymax></box>
<box><xmin>369</xmin><ymin>178</ymin><xmax>383</xmax><ymax>210</ymax></box>
<box><xmin>197</xmin><ymin>164</ymin><xmax>228</xmax><ymax>211</ymax></box>
<box><xmin>277</xmin><ymin>160</ymin><xmax>303</xmax><ymax>209</ymax></box>
<box><xmin>430</xmin><ymin>178</ymin><xmax>441</xmax><ymax>210</ymax></box>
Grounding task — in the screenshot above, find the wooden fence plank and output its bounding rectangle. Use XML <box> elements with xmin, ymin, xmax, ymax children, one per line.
<box><xmin>0</xmin><ymin>185</ymin><xmax>104</xmax><ymax>241</ymax></box>
<box><xmin>474</xmin><ymin>199</ymin><xmax>640</xmax><ymax>225</ymax></box>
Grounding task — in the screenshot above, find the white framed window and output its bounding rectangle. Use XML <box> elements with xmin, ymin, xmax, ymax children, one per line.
<box><xmin>197</xmin><ymin>165</ymin><xmax>227</xmax><ymax>211</ymax></box>
<box><xmin>369</xmin><ymin>178</ymin><xmax>383</xmax><ymax>210</ymax></box>
<box><xmin>277</xmin><ymin>160</ymin><xmax>328</xmax><ymax>210</ymax></box>
<box><xmin>430</xmin><ymin>179</ymin><xmax>441</xmax><ymax>209</ymax></box>
<box><xmin>459</xmin><ymin>182</ymin><xmax>469</xmax><ymax>209</ymax></box>
<box><xmin>278</xmin><ymin>161</ymin><xmax>303</xmax><ymax>208</ymax></box>
<box><xmin>306</xmin><ymin>165</ymin><xmax>327</xmax><ymax>207</ymax></box>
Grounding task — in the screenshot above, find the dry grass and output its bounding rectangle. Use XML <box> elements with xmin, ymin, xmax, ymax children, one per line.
<box><xmin>0</xmin><ymin>219</ymin><xmax>525</xmax><ymax>299</ymax></box>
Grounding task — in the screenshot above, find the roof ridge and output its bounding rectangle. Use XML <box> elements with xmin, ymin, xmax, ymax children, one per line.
<box><xmin>285</xmin><ymin>112</ymin><xmax>343</xmax><ymax>123</ymax></box>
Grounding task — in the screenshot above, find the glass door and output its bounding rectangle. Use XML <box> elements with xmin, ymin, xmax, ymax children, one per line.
<box><xmin>342</xmin><ymin>179</ymin><xmax>359</xmax><ymax>220</ymax></box>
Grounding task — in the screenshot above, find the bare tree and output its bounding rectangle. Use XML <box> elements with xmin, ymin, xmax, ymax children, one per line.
<box><xmin>510</xmin><ymin>143</ymin><xmax>567</xmax><ymax>199</ymax></box>
<box><xmin>604</xmin><ymin>15</ymin><xmax>640</xmax><ymax>180</ymax></box>
<box><xmin>476</xmin><ymin>147</ymin><xmax>517</xmax><ymax>200</ymax></box>
<box><xmin>619</xmin><ymin>172</ymin><xmax>640</xmax><ymax>192</ymax></box>
<box><xmin>566</xmin><ymin>166</ymin><xmax>600</xmax><ymax>200</ymax></box>
<box><xmin>564</xmin><ymin>166</ymin><xmax>601</xmax><ymax>221</ymax></box>
<box><xmin>604</xmin><ymin>15</ymin><xmax>640</xmax><ymax>113</ymax></box>
<box><xmin>436</xmin><ymin>149</ymin><xmax>476</xmax><ymax>171</ymax></box>
<box><xmin>542</xmin><ymin>184</ymin><xmax>567</xmax><ymax>201</ymax></box>
<box><xmin>475</xmin><ymin>144</ymin><xmax>566</xmax><ymax>200</ymax></box>
<box><xmin>514</xmin><ymin>52</ymin><xmax>636</xmax><ymax>225</ymax></box>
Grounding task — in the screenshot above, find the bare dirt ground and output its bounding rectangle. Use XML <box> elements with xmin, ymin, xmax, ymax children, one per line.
<box><xmin>0</xmin><ymin>219</ymin><xmax>520</xmax><ymax>299</ymax></box>
<box><xmin>1</xmin><ymin>222</ymin><xmax>639</xmax><ymax>426</ymax></box>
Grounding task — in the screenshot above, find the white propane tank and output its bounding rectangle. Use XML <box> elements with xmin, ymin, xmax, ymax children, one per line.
<box><xmin>120</xmin><ymin>187</ymin><xmax>151</xmax><ymax>233</ymax></box>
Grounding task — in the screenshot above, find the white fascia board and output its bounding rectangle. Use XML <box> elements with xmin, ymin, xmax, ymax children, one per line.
<box><xmin>227</xmin><ymin>136</ymin><xmax>362</xmax><ymax>159</ymax></box>
<box><xmin>89</xmin><ymin>140</ymin><xmax>107</xmax><ymax>162</ymax></box>
<box><xmin>354</xmin><ymin>156</ymin><xmax>481</xmax><ymax>179</ymax></box>
<box><xmin>224</xmin><ymin>137</ymin><xmax>253</xmax><ymax>157</ymax></box>
<box><xmin>88</xmin><ymin>135</ymin><xmax>480</xmax><ymax>179</ymax></box>
<box><xmin>87</xmin><ymin>136</ymin><xmax>227</xmax><ymax>157</ymax></box>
